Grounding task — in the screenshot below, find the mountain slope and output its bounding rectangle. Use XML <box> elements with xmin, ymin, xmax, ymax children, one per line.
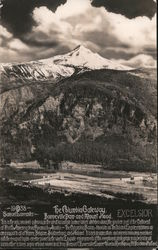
<box><xmin>0</xmin><ymin>47</ymin><xmax>156</xmax><ymax>171</ymax></box>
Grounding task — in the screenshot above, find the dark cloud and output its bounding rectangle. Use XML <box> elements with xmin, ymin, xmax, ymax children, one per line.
<box><xmin>1</xmin><ymin>0</ymin><xmax>66</xmax><ymax>36</ymax></box>
<box><xmin>91</xmin><ymin>0</ymin><xmax>156</xmax><ymax>19</ymax></box>
<box><xmin>102</xmin><ymin>49</ymin><xmax>136</xmax><ymax>60</ymax></box>
<box><xmin>83</xmin><ymin>30</ymin><xmax>129</xmax><ymax>50</ymax></box>
<box><xmin>24</xmin><ymin>44</ymin><xmax>70</xmax><ymax>61</ymax></box>
<box><xmin>144</xmin><ymin>47</ymin><xmax>157</xmax><ymax>56</ymax></box>
<box><xmin>21</xmin><ymin>33</ymin><xmax>59</xmax><ymax>48</ymax></box>
<box><xmin>22</xmin><ymin>39</ymin><xmax>58</xmax><ymax>48</ymax></box>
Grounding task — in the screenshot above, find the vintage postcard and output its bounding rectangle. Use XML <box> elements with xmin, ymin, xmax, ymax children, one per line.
<box><xmin>0</xmin><ymin>0</ymin><xmax>157</xmax><ymax>249</ymax></box>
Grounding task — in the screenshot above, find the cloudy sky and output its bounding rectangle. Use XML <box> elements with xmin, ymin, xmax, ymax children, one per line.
<box><xmin>0</xmin><ymin>0</ymin><xmax>157</xmax><ymax>67</ymax></box>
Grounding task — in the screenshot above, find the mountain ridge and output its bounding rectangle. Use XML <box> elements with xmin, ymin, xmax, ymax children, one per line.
<box><xmin>0</xmin><ymin>45</ymin><xmax>132</xmax><ymax>87</ymax></box>
<box><xmin>0</xmin><ymin>47</ymin><xmax>157</xmax><ymax>171</ymax></box>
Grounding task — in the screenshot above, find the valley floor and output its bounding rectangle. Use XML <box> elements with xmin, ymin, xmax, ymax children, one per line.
<box><xmin>2</xmin><ymin>161</ymin><xmax>156</xmax><ymax>204</ymax></box>
<box><xmin>28</xmin><ymin>171</ymin><xmax>157</xmax><ymax>204</ymax></box>
<box><xmin>0</xmin><ymin>162</ymin><xmax>157</xmax><ymax>204</ymax></box>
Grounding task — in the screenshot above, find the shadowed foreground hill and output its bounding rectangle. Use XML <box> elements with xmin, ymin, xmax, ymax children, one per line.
<box><xmin>0</xmin><ymin>48</ymin><xmax>157</xmax><ymax>172</ymax></box>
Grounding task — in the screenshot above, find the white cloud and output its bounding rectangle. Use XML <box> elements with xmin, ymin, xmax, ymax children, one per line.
<box><xmin>0</xmin><ymin>47</ymin><xmax>17</xmax><ymax>62</ymax></box>
<box><xmin>0</xmin><ymin>25</ymin><xmax>12</xmax><ymax>40</ymax></box>
<box><xmin>113</xmin><ymin>54</ymin><xmax>156</xmax><ymax>68</ymax></box>
<box><xmin>74</xmin><ymin>15</ymin><xmax>103</xmax><ymax>33</ymax></box>
<box><xmin>54</xmin><ymin>0</ymin><xmax>156</xmax><ymax>51</ymax></box>
<box><xmin>31</xmin><ymin>1</ymin><xmax>107</xmax><ymax>51</ymax></box>
<box><xmin>0</xmin><ymin>25</ymin><xmax>12</xmax><ymax>47</ymax></box>
<box><xmin>102</xmin><ymin>9</ymin><xmax>156</xmax><ymax>49</ymax></box>
<box><xmin>33</xmin><ymin>6</ymin><xmax>72</xmax><ymax>35</ymax></box>
<box><xmin>55</xmin><ymin>0</ymin><xmax>91</xmax><ymax>19</ymax></box>
<box><xmin>9</xmin><ymin>39</ymin><xmax>29</xmax><ymax>51</ymax></box>
<box><xmin>0</xmin><ymin>25</ymin><xmax>31</xmax><ymax>62</ymax></box>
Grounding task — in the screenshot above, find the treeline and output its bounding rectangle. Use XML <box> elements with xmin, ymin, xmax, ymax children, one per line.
<box><xmin>33</xmin><ymin>141</ymin><xmax>155</xmax><ymax>172</ymax></box>
<box><xmin>101</xmin><ymin>189</ymin><xmax>145</xmax><ymax>201</ymax></box>
<box><xmin>34</xmin><ymin>141</ymin><xmax>121</xmax><ymax>165</ymax></box>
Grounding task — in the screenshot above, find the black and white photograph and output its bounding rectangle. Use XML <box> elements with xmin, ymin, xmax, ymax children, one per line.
<box><xmin>0</xmin><ymin>0</ymin><xmax>157</xmax><ymax>249</ymax></box>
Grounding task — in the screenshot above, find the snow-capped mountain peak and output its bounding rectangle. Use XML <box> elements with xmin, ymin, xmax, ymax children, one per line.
<box><xmin>0</xmin><ymin>45</ymin><xmax>132</xmax><ymax>86</ymax></box>
<box><xmin>67</xmin><ymin>45</ymin><xmax>94</xmax><ymax>58</ymax></box>
<box><xmin>52</xmin><ymin>45</ymin><xmax>132</xmax><ymax>70</ymax></box>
